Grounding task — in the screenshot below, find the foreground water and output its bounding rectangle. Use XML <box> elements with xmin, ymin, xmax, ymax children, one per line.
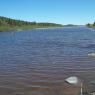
<box><xmin>0</xmin><ymin>27</ymin><xmax>95</xmax><ymax>95</ymax></box>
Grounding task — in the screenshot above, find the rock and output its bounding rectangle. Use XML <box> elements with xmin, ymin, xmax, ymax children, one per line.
<box><xmin>88</xmin><ymin>53</ymin><xmax>95</xmax><ymax>57</ymax></box>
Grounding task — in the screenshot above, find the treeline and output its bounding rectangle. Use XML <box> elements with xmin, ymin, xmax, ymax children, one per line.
<box><xmin>86</xmin><ymin>22</ymin><xmax>95</xmax><ymax>27</ymax></box>
<box><xmin>0</xmin><ymin>16</ymin><xmax>63</xmax><ymax>32</ymax></box>
<box><xmin>0</xmin><ymin>16</ymin><xmax>63</xmax><ymax>27</ymax></box>
<box><xmin>0</xmin><ymin>16</ymin><xmax>36</xmax><ymax>26</ymax></box>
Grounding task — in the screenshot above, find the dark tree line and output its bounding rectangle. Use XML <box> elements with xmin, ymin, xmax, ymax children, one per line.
<box><xmin>0</xmin><ymin>16</ymin><xmax>63</xmax><ymax>27</ymax></box>
<box><xmin>0</xmin><ymin>16</ymin><xmax>37</xmax><ymax>26</ymax></box>
<box><xmin>37</xmin><ymin>22</ymin><xmax>63</xmax><ymax>26</ymax></box>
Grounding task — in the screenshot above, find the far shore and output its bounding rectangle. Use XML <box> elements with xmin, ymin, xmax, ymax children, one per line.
<box><xmin>35</xmin><ymin>26</ymin><xmax>66</xmax><ymax>30</ymax></box>
<box><xmin>0</xmin><ymin>26</ymin><xmax>64</xmax><ymax>32</ymax></box>
<box><xmin>0</xmin><ymin>26</ymin><xmax>89</xmax><ymax>32</ymax></box>
<box><xmin>0</xmin><ymin>16</ymin><xmax>63</xmax><ymax>32</ymax></box>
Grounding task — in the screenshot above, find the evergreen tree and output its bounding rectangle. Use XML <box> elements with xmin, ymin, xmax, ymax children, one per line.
<box><xmin>93</xmin><ymin>22</ymin><xmax>95</xmax><ymax>26</ymax></box>
<box><xmin>86</xmin><ymin>23</ymin><xmax>90</xmax><ymax>27</ymax></box>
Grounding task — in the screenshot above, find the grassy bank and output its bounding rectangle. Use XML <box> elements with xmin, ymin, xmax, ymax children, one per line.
<box><xmin>0</xmin><ymin>26</ymin><xmax>18</xmax><ymax>32</ymax></box>
<box><xmin>0</xmin><ymin>25</ymin><xmax>63</xmax><ymax>32</ymax></box>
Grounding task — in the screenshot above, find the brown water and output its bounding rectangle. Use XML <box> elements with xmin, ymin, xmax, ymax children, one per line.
<box><xmin>0</xmin><ymin>27</ymin><xmax>95</xmax><ymax>95</ymax></box>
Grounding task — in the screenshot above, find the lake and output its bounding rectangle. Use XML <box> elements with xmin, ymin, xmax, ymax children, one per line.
<box><xmin>0</xmin><ymin>27</ymin><xmax>95</xmax><ymax>95</ymax></box>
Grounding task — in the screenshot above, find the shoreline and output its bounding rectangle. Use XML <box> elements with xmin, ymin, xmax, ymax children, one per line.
<box><xmin>0</xmin><ymin>16</ymin><xmax>63</xmax><ymax>32</ymax></box>
<box><xmin>0</xmin><ymin>26</ymin><xmax>64</xmax><ymax>32</ymax></box>
<box><xmin>35</xmin><ymin>26</ymin><xmax>64</xmax><ymax>30</ymax></box>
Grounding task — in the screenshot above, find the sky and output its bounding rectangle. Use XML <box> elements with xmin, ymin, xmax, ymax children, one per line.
<box><xmin>0</xmin><ymin>0</ymin><xmax>95</xmax><ymax>25</ymax></box>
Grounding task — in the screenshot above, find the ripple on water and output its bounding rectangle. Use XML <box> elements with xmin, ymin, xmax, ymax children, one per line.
<box><xmin>0</xmin><ymin>27</ymin><xmax>95</xmax><ymax>95</ymax></box>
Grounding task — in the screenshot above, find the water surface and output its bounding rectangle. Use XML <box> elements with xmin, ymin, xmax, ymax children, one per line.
<box><xmin>0</xmin><ymin>27</ymin><xmax>95</xmax><ymax>95</ymax></box>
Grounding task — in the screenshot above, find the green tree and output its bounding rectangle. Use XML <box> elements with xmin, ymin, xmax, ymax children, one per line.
<box><xmin>93</xmin><ymin>22</ymin><xmax>95</xmax><ymax>26</ymax></box>
<box><xmin>86</xmin><ymin>23</ymin><xmax>90</xmax><ymax>27</ymax></box>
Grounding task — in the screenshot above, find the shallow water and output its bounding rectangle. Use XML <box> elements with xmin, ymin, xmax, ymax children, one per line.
<box><xmin>0</xmin><ymin>27</ymin><xmax>95</xmax><ymax>95</ymax></box>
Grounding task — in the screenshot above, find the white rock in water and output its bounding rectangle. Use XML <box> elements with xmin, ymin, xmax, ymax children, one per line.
<box><xmin>65</xmin><ymin>76</ymin><xmax>80</xmax><ymax>85</ymax></box>
<box><xmin>88</xmin><ymin>53</ymin><xmax>95</xmax><ymax>57</ymax></box>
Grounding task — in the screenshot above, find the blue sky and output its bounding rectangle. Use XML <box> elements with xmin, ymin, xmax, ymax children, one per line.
<box><xmin>0</xmin><ymin>0</ymin><xmax>95</xmax><ymax>25</ymax></box>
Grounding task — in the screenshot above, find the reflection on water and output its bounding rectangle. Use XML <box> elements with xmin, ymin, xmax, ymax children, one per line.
<box><xmin>0</xmin><ymin>27</ymin><xmax>95</xmax><ymax>95</ymax></box>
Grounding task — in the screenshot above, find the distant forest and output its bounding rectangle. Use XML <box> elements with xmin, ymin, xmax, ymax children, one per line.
<box><xmin>0</xmin><ymin>16</ymin><xmax>36</xmax><ymax>26</ymax></box>
<box><xmin>0</xmin><ymin>16</ymin><xmax>63</xmax><ymax>32</ymax></box>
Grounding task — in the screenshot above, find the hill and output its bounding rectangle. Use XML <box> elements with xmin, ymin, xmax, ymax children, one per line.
<box><xmin>0</xmin><ymin>16</ymin><xmax>63</xmax><ymax>32</ymax></box>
